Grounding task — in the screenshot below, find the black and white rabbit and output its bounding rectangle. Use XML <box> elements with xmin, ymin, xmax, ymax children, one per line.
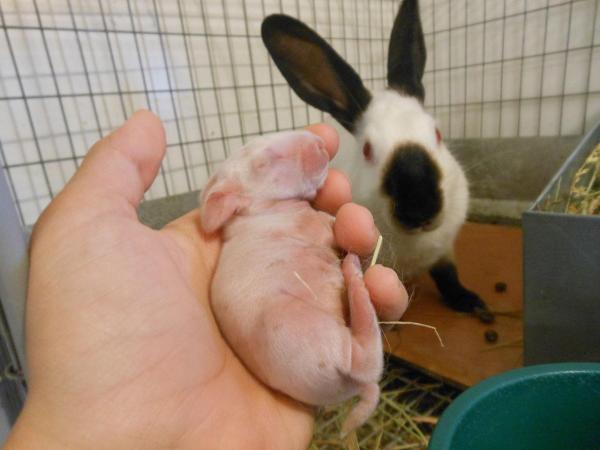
<box><xmin>261</xmin><ymin>0</ymin><xmax>493</xmax><ymax>321</ymax></box>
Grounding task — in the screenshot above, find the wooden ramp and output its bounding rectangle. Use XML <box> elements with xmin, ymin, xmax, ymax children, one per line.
<box><xmin>384</xmin><ymin>222</ymin><xmax>524</xmax><ymax>388</ymax></box>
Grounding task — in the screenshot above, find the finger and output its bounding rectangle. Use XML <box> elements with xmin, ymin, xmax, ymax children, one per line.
<box><xmin>364</xmin><ymin>265</ymin><xmax>409</xmax><ymax>321</ymax></box>
<box><xmin>304</xmin><ymin>123</ymin><xmax>339</xmax><ymax>160</ymax></box>
<box><xmin>63</xmin><ymin>110</ymin><xmax>166</xmax><ymax>214</ymax></box>
<box><xmin>312</xmin><ymin>169</ymin><xmax>351</xmax><ymax>215</ymax></box>
<box><xmin>333</xmin><ymin>203</ymin><xmax>379</xmax><ymax>257</ymax></box>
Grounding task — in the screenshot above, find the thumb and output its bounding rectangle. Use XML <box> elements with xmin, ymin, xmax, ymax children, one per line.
<box><xmin>50</xmin><ymin>110</ymin><xmax>166</xmax><ymax>221</ymax></box>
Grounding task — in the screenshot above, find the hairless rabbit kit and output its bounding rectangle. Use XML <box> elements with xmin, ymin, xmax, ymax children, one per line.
<box><xmin>199</xmin><ymin>130</ymin><xmax>383</xmax><ymax>434</ymax></box>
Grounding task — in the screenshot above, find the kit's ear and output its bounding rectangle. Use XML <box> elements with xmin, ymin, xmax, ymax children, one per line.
<box><xmin>387</xmin><ymin>0</ymin><xmax>427</xmax><ymax>102</ymax></box>
<box><xmin>199</xmin><ymin>178</ymin><xmax>246</xmax><ymax>234</ymax></box>
<box><xmin>262</xmin><ymin>14</ymin><xmax>371</xmax><ymax>132</ymax></box>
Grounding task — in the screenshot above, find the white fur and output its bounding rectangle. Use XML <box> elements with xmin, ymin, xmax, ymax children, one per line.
<box><xmin>330</xmin><ymin>90</ymin><xmax>469</xmax><ymax>278</ymax></box>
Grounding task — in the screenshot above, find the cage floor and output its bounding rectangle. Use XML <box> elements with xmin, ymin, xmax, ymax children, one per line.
<box><xmin>384</xmin><ymin>222</ymin><xmax>523</xmax><ymax>388</ymax></box>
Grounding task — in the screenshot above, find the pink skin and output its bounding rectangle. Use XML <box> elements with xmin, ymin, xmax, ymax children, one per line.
<box><xmin>200</xmin><ymin>131</ymin><xmax>383</xmax><ymax>434</ymax></box>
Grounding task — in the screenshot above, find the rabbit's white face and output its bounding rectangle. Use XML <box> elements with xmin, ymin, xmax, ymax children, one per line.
<box><xmin>358</xmin><ymin>91</ymin><xmax>437</xmax><ymax>167</ymax></box>
<box><xmin>262</xmin><ymin>0</ymin><xmax>462</xmax><ymax>234</ymax></box>
<box><xmin>357</xmin><ymin>90</ymin><xmax>445</xmax><ymax>232</ymax></box>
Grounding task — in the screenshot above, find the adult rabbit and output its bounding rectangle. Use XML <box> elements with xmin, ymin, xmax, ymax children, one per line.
<box><xmin>261</xmin><ymin>0</ymin><xmax>492</xmax><ymax>321</ymax></box>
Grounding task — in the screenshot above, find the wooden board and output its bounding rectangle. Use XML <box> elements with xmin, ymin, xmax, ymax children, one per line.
<box><xmin>384</xmin><ymin>222</ymin><xmax>523</xmax><ymax>388</ymax></box>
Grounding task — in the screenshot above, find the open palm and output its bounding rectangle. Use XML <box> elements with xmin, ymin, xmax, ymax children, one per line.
<box><xmin>8</xmin><ymin>111</ymin><xmax>407</xmax><ymax>450</ymax></box>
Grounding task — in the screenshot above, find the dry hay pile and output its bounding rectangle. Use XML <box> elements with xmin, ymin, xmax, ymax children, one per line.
<box><xmin>566</xmin><ymin>142</ymin><xmax>600</xmax><ymax>215</ymax></box>
<box><xmin>310</xmin><ymin>362</ymin><xmax>460</xmax><ymax>450</ymax></box>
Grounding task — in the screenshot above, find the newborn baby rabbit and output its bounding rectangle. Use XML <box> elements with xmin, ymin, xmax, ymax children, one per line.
<box><xmin>199</xmin><ymin>130</ymin><xmax>383</xmax><ymax>435</ymax></box>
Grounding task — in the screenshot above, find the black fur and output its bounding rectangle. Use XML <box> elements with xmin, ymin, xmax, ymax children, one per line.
<box><xmin>261</xmin><ymin>14</ymin><xmax>371</xmax><ymax>132</ymax></box>
<box><xmin>387</xmin><ymin>0</ymin><xmax>427</xmax><ymax>102</ymax></box>
<box><xmin>429</xmin><ymin>260</ymin><xmax>494</xmax><ymax>321</ymax></box>
<box><xmin>381</xmin><ymin>144</ymin><xmax>442</xmax><ymax>230</ymax></box>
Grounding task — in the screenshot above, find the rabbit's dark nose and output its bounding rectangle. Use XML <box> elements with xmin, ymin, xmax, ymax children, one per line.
<box><xmin>382</xmin><ymin>144</ymin><xmax>442</xmax><ymax>231</ymax></box>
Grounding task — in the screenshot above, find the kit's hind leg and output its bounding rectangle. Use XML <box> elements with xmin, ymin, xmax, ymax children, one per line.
<box><xmin>339</xmin><ymin>254</ymin><xmax>383</xmax><ymax>435</ymax></box>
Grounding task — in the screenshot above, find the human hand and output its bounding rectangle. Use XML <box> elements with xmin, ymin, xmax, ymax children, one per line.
<box><xmin>6</xmin><ymin>111</ymin><xmax>408</xmax><ymax>450</ymax></box>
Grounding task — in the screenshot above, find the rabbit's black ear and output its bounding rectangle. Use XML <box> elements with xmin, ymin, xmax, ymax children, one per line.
<box><xmin>387</xmin><ymin>0</ymin><xmax>427</xmax><ymax>102</ymax></box>
<box><xmin>262</xmin><ymin>14</ymin><xmax>371</xmax><ymax>132</ymax></box>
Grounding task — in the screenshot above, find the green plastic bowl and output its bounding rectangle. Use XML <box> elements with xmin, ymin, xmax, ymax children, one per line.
<box><xmin>428</xmin><ymin>363</ymin><xmax>600</xmax><ymax>450</ymax></box>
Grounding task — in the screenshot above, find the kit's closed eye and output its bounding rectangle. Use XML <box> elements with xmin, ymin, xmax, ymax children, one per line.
<box><xmin>362</xmin><ymin>141</ymin><xmax>373</xmax><ymax>161</ymax></box>
<box><xmin>252</xmin><ymin>156</ymin><xmax>271</xmax><ymax>173</ymax></box>
<box><xmin>435</xmin><ymin>128</ymin><xmax>442</xmax><ymax>145</ymax></box>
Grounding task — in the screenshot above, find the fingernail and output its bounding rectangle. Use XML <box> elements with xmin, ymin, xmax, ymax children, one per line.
<box><xmin>351</xmin><ymin>254</ymin><xmax>362</xmax><ymax>277</ymax></box>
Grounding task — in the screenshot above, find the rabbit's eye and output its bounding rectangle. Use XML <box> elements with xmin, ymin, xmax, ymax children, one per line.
<box><xmin>435</xmin><ymin>128</ymin><xmax>442</xmax><ymax>145</ymax></box>
<box><xmin>362</xmin><ymin>141</ymin><xmax>373</xmax><ymax>161</ymax></box>
<box><xmin>252</xmin><ymin>156</ymin><xmax>270</xmax><ymax>173</ymax></box>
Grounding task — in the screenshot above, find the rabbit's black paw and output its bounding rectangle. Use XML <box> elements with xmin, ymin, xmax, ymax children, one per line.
<box><xmin>429</xmin><ymin>260</ymin><xmax>495</xmax><ymax>323</ymax></box>
<box><xmin>441</xmin><ymin>289</ymin><xmax>494</xmax><ymax>323</ymax></box>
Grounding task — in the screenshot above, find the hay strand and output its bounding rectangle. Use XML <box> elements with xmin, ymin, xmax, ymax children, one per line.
<box><xmin>379</xmin><ymin>321</ymin><xmax>445</xmax><ymax>347</ymax></box>
<box><xmin>293</xmin><ymin>271</ymin><xmax>317</xmax><ymax>301</ymax></box>
<box><xmin>370</xmin><ymin>235</ymin><xmax>384</xmax><ymax>267</ymax></box>
<box><xmin>566</xmin><ymin>142</ymin><xmax>600</xmax><ymax>215</ymax></box>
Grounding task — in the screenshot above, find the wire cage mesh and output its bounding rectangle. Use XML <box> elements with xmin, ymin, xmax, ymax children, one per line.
<box><xmin>0</xmin><ymin>0</ymin><xmax>598</xmax><ymax>227</ymax></box>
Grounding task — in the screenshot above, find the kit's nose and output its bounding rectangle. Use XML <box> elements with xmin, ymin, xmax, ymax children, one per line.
<box><xmin>298</xmin><ymin>134</ymin><xmax>328</xmax><ymax>177</ymax></box>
